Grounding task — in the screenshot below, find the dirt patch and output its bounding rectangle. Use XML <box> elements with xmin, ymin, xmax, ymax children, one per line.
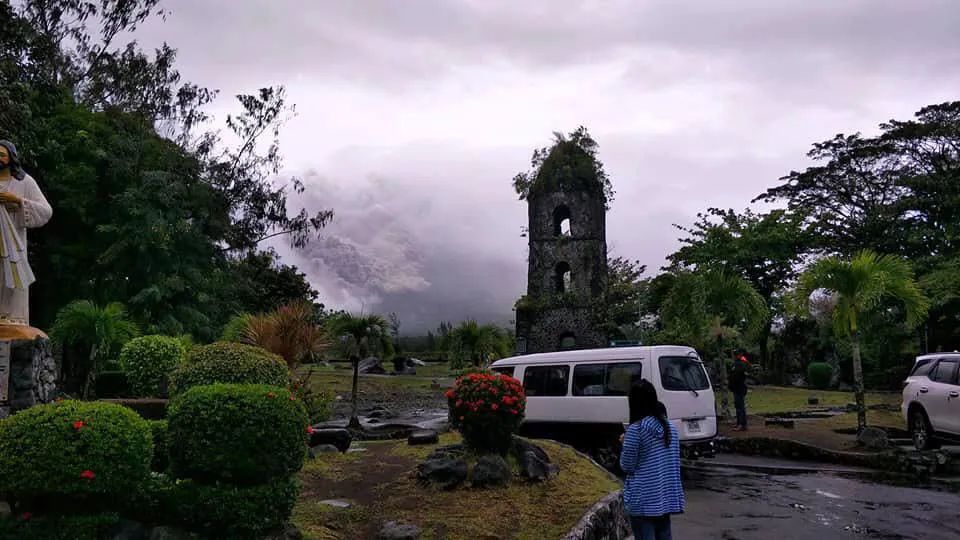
<box><xmin>293</xmin><ymin>433</ymin><xmax>620</xmax><ymax>540</ymax></box>
<box><xmin>720</xmin><ymin>410</ymin><xmax>905</xmax><ymax>453</ymax></box>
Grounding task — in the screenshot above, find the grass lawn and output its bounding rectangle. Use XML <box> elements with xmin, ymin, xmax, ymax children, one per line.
<box><xmin>736</xmin><ymin>385</ymin><xmax>901</xmax><ymax>415</ymax></box>
<box><xmin>293</xmin><ymin>432</ymin><xmax>620</xmax><ymax>540</ymax></box>
<box><xmin>300</xmin><ymin>363</ymin><xmax>454</xmax><ymax>396</ymax></box>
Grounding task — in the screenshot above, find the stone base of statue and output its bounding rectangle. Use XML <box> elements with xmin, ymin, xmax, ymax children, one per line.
<box><xmin>0</xmin><ymin>325</ymin><xmax>57</xmax><ymax>419</ymax></box>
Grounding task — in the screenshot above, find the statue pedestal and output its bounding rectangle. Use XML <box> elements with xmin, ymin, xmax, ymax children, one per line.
<box><xmin>0</xmin><ymin>325</ymin><xmax>57</xmax><ymax>419</ymax></box>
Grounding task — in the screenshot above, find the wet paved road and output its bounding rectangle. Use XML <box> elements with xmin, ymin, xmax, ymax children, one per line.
<box><xmin>673</xmin><ymin>466</ymin><xmax>960</xmax><ymax>539</ymax></box>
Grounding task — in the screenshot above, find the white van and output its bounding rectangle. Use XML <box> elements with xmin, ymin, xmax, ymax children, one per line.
<box><xmin>489</xmin><ymin>345</ymin><xmax>717</xmax><ymax>455</ymax></box>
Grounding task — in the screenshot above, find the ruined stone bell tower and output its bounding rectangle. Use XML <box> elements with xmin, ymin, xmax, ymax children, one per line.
<box><xmin>514</xmin><ymin>131</ymin><xmax>609</xmax><ymax>354</ymax></box>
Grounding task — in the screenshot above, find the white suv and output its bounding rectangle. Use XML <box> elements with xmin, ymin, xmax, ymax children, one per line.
<box><xmin>902</xmin><ymin>353</ymin><xmax>960</xmax><ymax>450</ymax></box>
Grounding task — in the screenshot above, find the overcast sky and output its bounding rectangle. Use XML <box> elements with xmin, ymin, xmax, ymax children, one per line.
<box><xmin>133</xmin><ymin>0</ymin><xmax>960</xmax><ymax>333</ymax></box>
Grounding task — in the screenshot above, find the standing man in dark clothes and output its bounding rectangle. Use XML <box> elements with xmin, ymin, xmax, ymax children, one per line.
<box><xmin>729</xmin><ymin>354</ymin><xmax>750</xmax><ymax>431</ymax></box>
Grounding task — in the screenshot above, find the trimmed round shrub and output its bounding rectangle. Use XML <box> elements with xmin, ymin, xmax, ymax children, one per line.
<box><xmin>147</xmin><ymin>420</ymin><xmax>169</xmax><ymax>473</ymax></box>
<box><xmin>446</xmin><ymin>370</ymin><xmax>526</xmax><ymax>455</ymax></box>
<box><xmin>807</xmin><ymin>362</ymin><xmax>833</xmax><ymax>390</ymax></box>
<box><xmin>0</xmin><ymin>400</ymin><xmax>152</xmax><ymax>510</ymax></box>
<box><xmin>163</xmin><ymin>476</ymin><xmax>299</xmax><ymax>537</ymax></box>
<box><xmin>119</xmin><ymin>335</ymin><xmax>186</xmax><ymax>397</ymax></box>
<box><xmin>0</xmin><ymin>512</ymin><xmax>120</xmax><ymax>540</ymax></box>
<box><xmin>168</xmin><ymin>342</ymin><xmax>290</xmax><ymax>395</ymax></box>
<box><xmin>168</xmin><ymin>384</ymin><xmax>309</xmax><ymax>485</ymax></box>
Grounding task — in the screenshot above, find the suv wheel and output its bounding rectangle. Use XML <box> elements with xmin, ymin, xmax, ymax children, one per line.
<box><xmin>910</xmin><ymin>408</ymin><xmax>935</xmax><ymax>450</ymax></box>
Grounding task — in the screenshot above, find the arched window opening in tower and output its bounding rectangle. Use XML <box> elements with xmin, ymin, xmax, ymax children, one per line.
<box><xmin>554</xmin><ymin>262</ymin><xmax>572</xmax><ymax>293</ymax></box>
<box><xmin>559</xmin><ymin>332</ymin><xmax>576</xmax><ymax>350</ymax></box>
<box><xmin>552</xmin><ymin>205</ymin><xmax>572</xmax><ymax>236</ymax></box>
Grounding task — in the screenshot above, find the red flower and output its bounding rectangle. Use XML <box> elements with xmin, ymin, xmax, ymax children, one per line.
<box><xmin>491</xmin><ymin>403</ymin><xmax>499</xmax><ymax>411</ymax></box>
<box><xmin>509</xmin><ymin>409</ymin><xmax>518</xmax><ymax>415</ymax></box>
<box><xmin>80</xmin><ymin>470</ymin><xmax>95</xmax><ymax>480</ymax></box>
<box><xmin>72</xmin><ymin>420</ymin><xmax>84</xmax><ymax>430</ymax></box>
<box><xmin>445</xmin><ymin>389</ymin><xmax>455</xmax><ymax>399</ymax></box>
<box><xmin>458</xmin><ymin>416</ymin><xmax>464</xmax><ymax>421</ymax></box>
<box><xmin>21</xmin><ymin>512</ymin><xmax>30</xmax><ymax>520</ymax></box>
<box><xmin>455</xmin><ymin>399</ymin><xmax>462</xmax><ymax>407</ymax></box>
<box><xmin>306</xmin><ymin>426</ymin><xmax>315</xmax><ymax>434</ymax></box>
<box><xmin>289</xmin><ymin>394</ymin><xmax>297</xmax><ymax>401</ymax></box>
<box><xmin>476</xmin><ymin>399</ymin><xmax>484</xmax><ymax>406</ymax></box>
<box><xmin>267</xmin><ymin>391</ymin><xmax>276</xmax><ymax>399</ymax></box>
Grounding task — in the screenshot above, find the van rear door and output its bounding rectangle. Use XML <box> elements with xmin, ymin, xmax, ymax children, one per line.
<box><xmin>656</xmin><ymin>355</ymin><xmax>716</xmax><ymax>440</ymax></box>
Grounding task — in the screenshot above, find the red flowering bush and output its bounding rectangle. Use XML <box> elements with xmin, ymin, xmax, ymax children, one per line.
<box><xmin>446</xmin><ymin>370</ymin><xmax>526</xmax><ymax>455</ymax></box>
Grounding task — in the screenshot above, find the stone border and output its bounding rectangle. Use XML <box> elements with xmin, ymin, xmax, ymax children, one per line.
<box><xmin>562</xmin><ymin>490</ymin><xmax>631</xmax><ymax>540</ymax></box>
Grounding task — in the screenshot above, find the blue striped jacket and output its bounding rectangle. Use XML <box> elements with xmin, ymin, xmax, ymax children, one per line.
<box><xmin>619</xmin><ymin>416</ymin><xmax>685</xmax><ymax>517</ymax></box>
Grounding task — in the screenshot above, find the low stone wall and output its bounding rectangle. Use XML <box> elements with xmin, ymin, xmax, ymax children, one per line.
<box><xmin>1</xmin><ymin>336</ymin><xmax>57</xmax><ymax>418</ymax></box>
<box><xmin>563</xmin><ymin>491</ymin><xmax>631</xmax><ymax>540</ymax></box>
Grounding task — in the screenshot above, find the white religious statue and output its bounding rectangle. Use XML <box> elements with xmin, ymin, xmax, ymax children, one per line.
<box><xmin>0</xmin><ymin>140</ymin><xmax>53</xmax><ymax>327</ymax></box>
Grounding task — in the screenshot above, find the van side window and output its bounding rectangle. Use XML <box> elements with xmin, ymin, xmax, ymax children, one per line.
<box><xmin>523</xmin><ymin>365</ymin><xmax>570</xmax><ymax>396</ymax></box>
<box><xmin>572</xmin><ymin>362</ymin><xmax>643</xmax><ymax>396</ymax></box>
<box><xmin>491</xmin><ymin>366</ymin><xmax>515</xmax><ymax>378</ymax></box>
<box><xmin>658</xmin><ymin>356</ymin><xmax>710</xmax><ymax>391</ymax></box>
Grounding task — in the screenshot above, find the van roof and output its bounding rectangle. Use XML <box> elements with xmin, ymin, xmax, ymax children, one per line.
<box><xmin>916</xmin><ymin>352</ymin><xmax>960</xmax><ymax>361</ymax></box>
<box><xmin>491</xmin><ymin>345</ymin><xmax>699</xmax><ymax>366</ymax></box>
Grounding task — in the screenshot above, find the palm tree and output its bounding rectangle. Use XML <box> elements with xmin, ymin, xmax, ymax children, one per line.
<box><xmin>448</xmin><ymin>320</ymin><xmax>510</xmax><ymax>369</ymax></box>
<box><xmin>793</xmin><ymin>250</ymin><xmax>929</xmax><ymax>432</ymax></box>
<box><xmin>660</xmin><ymin>269</ymin><xmax>768</xmax><ymax>419</ymax></box>
<box><xmin>50</xmin><ymin>300</ymin><xmax>140</xmax><ymax>399</ymax></box>
<box><xmin>241</xmin><ymin>300</ymin><xmax>332</xmax><ymax>369</ymax></box>
<box><xmin>330</xmin><ymin>313</ymin><xmax>392</xmax><ymax>428</ymax></box>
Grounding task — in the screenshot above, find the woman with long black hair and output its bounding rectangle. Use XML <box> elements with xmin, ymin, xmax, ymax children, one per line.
<box><xmin>619</xmin><ymin>379</ymin><xmax>685</xmax><ymax>540</ymax></box>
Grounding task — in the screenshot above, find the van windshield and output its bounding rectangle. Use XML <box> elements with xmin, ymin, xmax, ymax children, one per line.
<box><xmin>658</xmin><ymin>356</ymin><xmax>710</xmax><ymax>392</ymax></box>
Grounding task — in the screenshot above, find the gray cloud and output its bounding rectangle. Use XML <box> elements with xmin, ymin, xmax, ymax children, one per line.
<box><xmin>138</xmin><ymin>0</ymin><xmax>960</xmax><ymax>90</ymax></box>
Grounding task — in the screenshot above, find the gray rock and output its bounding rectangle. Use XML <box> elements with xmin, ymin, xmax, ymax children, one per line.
<box><xmin>471</xmin><ymin>454</ymin><xmax>512</xmax><ymax>488</ymax></box>
<box><xmin>408</xmin><ymin>429</ymin><xmax>439</xmax><ymax>446</ymax></box>
<box><xmin>110</xmin><ymin>519</ymin><xmax>147</xmax><ymax>540</ymax></box>
<box><xmin>309</xmin><ymin>428</ymin><xmax>352</xmax><ymax>452</ymax></box>
<box><xmin>308</xmin><ymin>444</ymin><xmax>341</xmax><ymax>459</ymax></box>
<box><xmin>358</xmin><ymin>357</ymin><xmax>387</xmax><ymax>374</ymax></box>
<box><xmin>319</xmin><ymin>499</ymin><xmax>352</xmax><ymax>509</ymax></box>
<box><xmin>416</xmin><ymin>457</ymin><xmax>468</xmax><ymax>490</ymax></box>
<box><xmin>147</xmin><ymin>526</ymin><xmax>195</xmax><ymax>540</ymax></box>
<box><xmin>378</xmin><ymin>521</ymin><xmax>421</xmax><ymax>540</ymax></box>
<box><xmin>857</xmin><ymin>427</ymin><xmax>890</xmax><ymax>450</ymax></box>
<box><xmin>511</xmin><ymin>438</ymin><xmax>559</xmax><ymax>482</ymax></box>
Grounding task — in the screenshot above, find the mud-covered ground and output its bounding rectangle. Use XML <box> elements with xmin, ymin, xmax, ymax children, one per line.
<box><xmin>674</xmin><ymin>465</ymin><xmax>960</xmax><ymax>539</ymax></box>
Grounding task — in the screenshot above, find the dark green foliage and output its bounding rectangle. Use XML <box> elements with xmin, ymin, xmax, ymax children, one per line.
<box><xmin>0</xmin><ymin>401</ymin><xmax>152</xmax><ymax>510</ymax></box>
<box><xmin>119</xmin><ymin>335</ymin><xmax>186</xmax><ymax>397</ymax></box>
<box><xmin>163</xmin><ymin>476</ymin><xmax>299</xmax><ymax>539</ymax></box>
<box><xmin>167</xmin><ymin>384</ymin><xmax>308</xmax><ymax>485</ymax></box>
<box><xmin>448</xmin><ymin>370</ymin><xmax>526</xmax><ymax>455</ymax></box>
<box><xmin>0</xmin><ymin>512</ymin><xmax>120</xmax><ymax>540</ymax></box>
<box><xmin>147</xmin><ymin>420</ymin><xmax>169</xmax><ymax>473</ymax></box>
<box><xmin>103</xmin><ymin>398</ymin><xmax>168</xmax><ymax>420</ymax></box>
<box><xmin>168</xmin><ymin>342</ymin><xmax>290</xmax><ymax>395</ymax></box>
<box><xmin>94</xmin><ymin>370</ymin><xmax>131</xmax><ymax>398</ymax></box>
<box><xmin>806</xmin><ymin>362</ymin><xmax>833</xmax><ymax>390</ymax></box>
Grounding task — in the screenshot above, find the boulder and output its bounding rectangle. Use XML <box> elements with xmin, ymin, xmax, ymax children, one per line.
<box><xmin>471</xmin><ymin>454</ymin><xmax>512</xmax><ymax>488</ymax></box>
<box><xmin>358</xmin><ymin>357</ymin><xmax>387</xmax><ymax>374</ymax></box>
<box><xmin>511</xmin><ymin>438</ymin><xmax>559</xmax><ymax>482</ymax></box>
<box><xmin>377</xmin><ymin>521</ymin><xmax>421</xmax><ymax>540</ymax></box>
<box><xmin>408</xmin><ymin>430</ymin><xmax>439</xmax><ymax>446</ymax></box>
<box><xmin>416</xmin><ymin>456</ymin><xmax>468</xmax><ymax>490</ymax></box>
<box><xmin>309</xmin><ymin>428</ymin><xmax>352</xmax><ymax>452</ymax></box>
<box><xmin>857</xmin><ymin>427</ymin><xmax>890</xmax><ymax>451</ymax></box>
<box><xmin>309</xmin><ymin>444</ymin><xmax>341</xmax><ymax>459</ymax></box>
<box><xmin>110</xmin><ymin>519</ymin><xmax>147</xmax><ymax>540</ymax></box>
<box><xmin>427</xmin><ymin>444</ymin><xmax>468</xmax><ymax>461</ymax></box>
<box><xmin>408</xmin><ymin>358</ymin><xmax>427</xmax><ymax>366</ymax></box>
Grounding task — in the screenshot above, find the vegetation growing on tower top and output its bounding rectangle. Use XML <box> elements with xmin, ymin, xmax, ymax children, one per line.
<box><xmin>512</xmin><ymin>126</ymin><xmax>615</xmax><ymax>207</ymax></box>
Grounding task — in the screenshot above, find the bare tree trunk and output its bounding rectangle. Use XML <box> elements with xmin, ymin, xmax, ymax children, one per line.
<box><xmin>348</xmin><ymin>356</ymin><xmax>361</xmax><ymax>429</ymax></box>
<box><xmin>851</xmin><ymin>332</ymin><xmax>867</xmax><ymax>432</ymax></box>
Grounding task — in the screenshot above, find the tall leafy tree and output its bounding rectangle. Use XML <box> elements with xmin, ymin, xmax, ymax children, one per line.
<box><xmin>668</xmin><ymin>208</ymin><xmax>810</xmax><ymax>366</ymax></box>
<box><xmin>659</xmin><ymin>269</ymin><xmax>768</xmax><ymax>418</ymax></box>
<box><xmin>448</xmin><ymin>320</ymin><xmax>512</xmax><ymax>368</ymax></box>
<box><xmin>330</xmin><ymin>313</ymin><xmax>392</xmax><ymax>428</ymax></box>
<box><xmin>792</xmin><ymin>250</ymin><xmax>929</xmax><ymax>431</ymax></box>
